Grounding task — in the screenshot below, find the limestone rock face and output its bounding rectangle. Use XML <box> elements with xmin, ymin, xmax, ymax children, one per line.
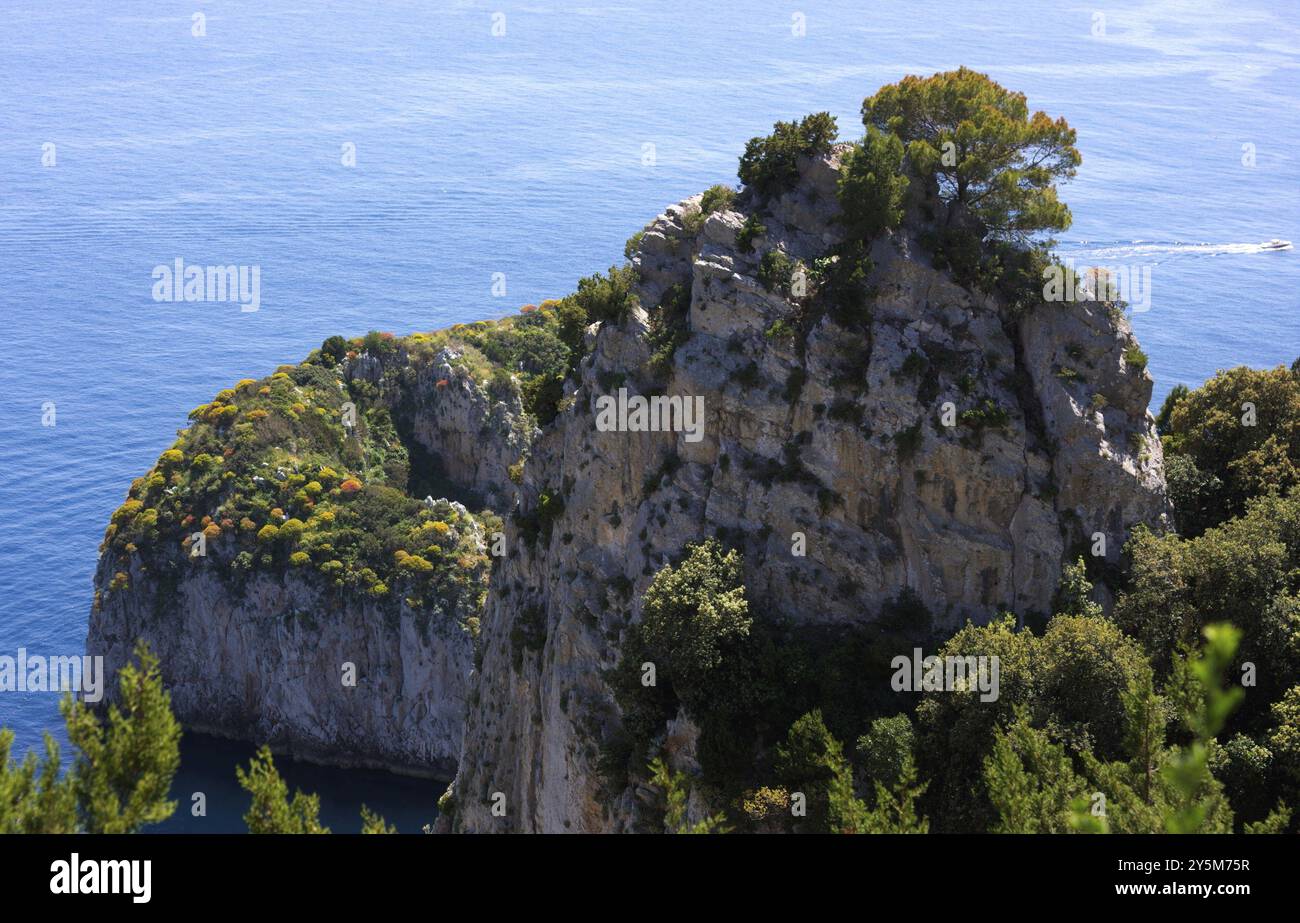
<box><xmin>86</xmin><ymin>347</ymin><xmax>531</xmax><ymax>777</ymax></box>
<box><xmin>1018</xmin><ymin>300</ymin><xmax>1167</xmax><ymax>565</ymax></box>
<box><xmin>87</xmin><ymin>562</ymin><xmax>473</xmax><ymax>776</ymax></box>
<box><xmin>349</xmin><ymin>345</ymin><xmax>536</xmax><ymax>511</ymax></box>
<box><xmin>446</xmin><ymin>152</ymin><xmax>1168</xmax><ymax>832</ymax></box>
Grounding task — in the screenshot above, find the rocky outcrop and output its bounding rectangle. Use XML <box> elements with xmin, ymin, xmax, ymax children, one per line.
<box><xmin>87</xmin><ymin>558</ymin><xmax>475</xmax><ymax>777</ymax></box>
<box><xmin>88</xmin><ymin>147</ymin><xmax>1168</xmax><ymax>825</ymax></box>
<box><xmin>350</xmin><ymin>345</ymin><xmax>535</xmax><ymax>511</ymax></box>
<box><xmin>87</xmin><ymin>343</ymin><xmax>533</xmax><ymax>777</ymax></box>
<box><xmin>1018</xmin><ymin>298</ymin><xmax>1167</xmax><ymax>564</ymax></box>
<box><xmin>444</xmin><ymin>151</ymin><xmax>1168</xmax><ymax>832</ymax></box>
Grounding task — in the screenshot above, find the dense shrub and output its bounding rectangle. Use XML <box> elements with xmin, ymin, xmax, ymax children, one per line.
<box><xmin>837</xmin><ymin>127</ymin><xmax>908</xmax><ymax>241</ymax></box>
<box><xmin>1160</xmin><ymin>363</ymin><xmax>1300</xmax><ymax>533</ymax></box>
<box><xmin>1115</xmin><ymin>494</ymin><xmax>1300</xmax><ymax>717</ymax></box>
<box><xmin>633</xmin><ymin>539</ymin><xmax>751</xmax><ymax>707</ymax></box>
<box><xmin>757</xmin><ymin>250</ymin><xmax>796</xmax><ymax>293</ymax></box>
<box><xmin>737</xmin><ymin>112</ymin><xmax>838</xmax><ymax>198</ymax></box>
<box><xmin>319</xmin><ymin>335</ymin><xmax>347</xmax><ymax>366</ymax></box>
<box><xmin>814</xmin><ymin>241</ymin><xmax>874</xmax><ymax>328</ymax></box>
<box><xmin>1124</xmin><ymin>344</ymin><xmax>1149</xmax><ymax>372</ymax></box>
<box><xmin>646</xmin><ymin>283</ymin><xmax>691</xmax><ymax>376</ymax></box>
<box><xmin>572</xmin><ymin>264</ymin><xmax>640</xmax><ymax>325</ymax></box>
<box><xmin>699</xmin><ymin>184</ymin><xmax>737</xmax><ymax>215</ymax></box>
<box><xmin>735</xmin><ymin>214</ymin><xmax>766</xmax><ymax>253</ymax></box>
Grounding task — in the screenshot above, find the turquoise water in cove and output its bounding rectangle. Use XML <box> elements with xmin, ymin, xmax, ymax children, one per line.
<box><xmin>1</xmin><ymin>0</ymin><xmax>1297</xmax><ymax>830</ymax></box>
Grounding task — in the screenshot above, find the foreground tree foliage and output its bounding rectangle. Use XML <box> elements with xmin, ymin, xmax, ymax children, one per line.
<box><xmin>984</xmin><ymin>625</ymin><xmax>1265</xmax><ymax>834</ymax></box>
<box><xmin>907</xmin><ymin>609</ymin><xmax>1150</xmax><ymax>832</ymax></box>
<box><xmin>237</xmin><ymin>746</ymin><xmax>331</xmax><ymax>834</ymax></box>
<box><xmin>2</xmin><ymin>646</ymin><xmax>401</xmax><ymax>835</ymax></box>
<box><xmin>647</xmin><ymin>757</ymin><xmax>728</xmax><ymax>834</ymax></box>
<box><xmin>775</xmin><ymin>709</ymin><xmax>928</xmax><ymax>834</ymax></box>
<box><xmin>236</xmin><ymin>745</ymin><xmax>396</xmax><ymax>834</ymax></box>
<box><xmin>0</xmin><ymin>642</ymin><xmax>180</xmax><ymax>833</ymax></box>
<box><xmin>1115</xmin><ymin>494</ymin><xmax>1300</xmax><ymax>720</ymax></box>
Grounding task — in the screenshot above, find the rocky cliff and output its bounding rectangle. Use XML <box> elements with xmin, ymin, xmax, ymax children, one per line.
<box><xmin>88</xmin><ymin>340</ymin><xmax>531</xmax><ymax>776</ymax></box>
<box><xmin>88</xmin><ymin>564</ymin><xmax>473</xmax><ymax>776</ymax></box>
<box><xmin>88</xmin><ymin>145</ymin><xmax>1166</xmax><ymax>824</ymax></box>
<box><xmin>443</xmin><ymin>148</ymin><xmax>1167</xmax><ymax>831</ymax></box>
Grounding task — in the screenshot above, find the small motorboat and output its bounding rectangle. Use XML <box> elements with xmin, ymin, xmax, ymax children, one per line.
<box><xmin>1260</xmin><ymin>239</ymin><xmax>1293</xmax><ymax>251</ymax></box>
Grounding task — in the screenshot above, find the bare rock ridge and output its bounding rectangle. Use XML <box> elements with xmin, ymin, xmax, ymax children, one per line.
<box><xmin>446</xmin><ymin>149</ymin><xmax>1167</xmax><ymax>831</ymax></box>
<box><xmin>87</xmin><ymin>148</ymin><xmax>1166</xmax><ymax>818</ymax></box>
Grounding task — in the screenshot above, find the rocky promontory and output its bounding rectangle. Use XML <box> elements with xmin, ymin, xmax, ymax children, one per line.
<box><xmin>89</xmin><ymin>94</ymin><xmax>1168</xmax><ymax>825</ymax></box>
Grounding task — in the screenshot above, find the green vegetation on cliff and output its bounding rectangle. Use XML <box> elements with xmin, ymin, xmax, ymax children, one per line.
<box><xmin>862</xmin><ymin>66</ymin><xmax>1080</xmax><ymax>243</ymax></box>
<box><xmin>97</xmin><ymin>250</ymin><xmax>653</xmax><ymax>629</ymax></box>
<box><xmin>600</xmin><ymin>327</ymin><xmax>1300</xmax><ymax>832</ymax></box>
<box><xmin>99</xmin><ymin>344</ymin><xmax>493</xmax><ymax>622</ymax></box>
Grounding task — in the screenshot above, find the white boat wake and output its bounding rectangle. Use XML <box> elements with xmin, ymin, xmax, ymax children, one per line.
<box><xmin>1057</xmin><ymin>239</ymin><xmax>1292</xmax><ymax>259</ymax></box>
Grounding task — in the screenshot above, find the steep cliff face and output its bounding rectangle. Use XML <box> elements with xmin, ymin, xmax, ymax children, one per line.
<box><xmin>87</xmin><ymin>342</ymin><xmax>531</xmax><ymax>776</ymax></box>
<box><xmin>445</xmin><ymin>150</ymin><xmax>1167</xmax><ymax>831</ymax></box>
<box><xmin>88</xmin><ymin>549</ymin><xmax>475</xmax><ymax>776</ymax></box>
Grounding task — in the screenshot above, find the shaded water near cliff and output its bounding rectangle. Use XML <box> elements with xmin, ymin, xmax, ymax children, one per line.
<box><xmin>150</xmin><ymin>733</ymin><xmax>441</xmax><ymax>834</ymax></box>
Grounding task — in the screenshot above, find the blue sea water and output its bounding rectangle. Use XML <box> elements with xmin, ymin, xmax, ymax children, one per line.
<box><xmin>0</xmin><ymin>0</ymin><xmax>1297</xmax><ymax>831</ymax></box>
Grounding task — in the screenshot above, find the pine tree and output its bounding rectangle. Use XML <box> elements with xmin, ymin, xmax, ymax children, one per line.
<box><xmin>860</xmin><ymin>758</ymin><xmax>929</xmax><ymax>834</ymax></box>
<box><xmin>0</xmin><ymin>732</ymin><xmax>77</xmax><ymax>833</ymax></box>
<box><xmin>646</xmin><ymin>757</ymin><xmax>728</xmax><ymax>834</ymax></box>
<box><xmin>778</xmin><ymin>710</ymin><xmax>928</xmax><ymax>834</ymax></box>
<box><xmin>360</xmin><ymin>805</ymin><xmax>397</xmax><ymax>834</ymax></box>
<box><xmin>62</xmin><ymin>642</ymin><xmax>182</xmax><ymax>833</ymax></box>
<box><xmin>1</xmin><ymin>642</ymin><xmax>181</xmax><ymax>834</ymax></box>
<box><xmin>983</xmin><ymin>710</ymin><xmax>1094</xmax><ymax>833</ymax></box>
<box><xmin>237</xmin><ymin>745</ymin><xmax>330</xmax><ymax>834</ymax></box>
<box><xmin>1054</xmin><ymin>556</ymin><xmax>1103</xmax><ymax>620</ymax></box>
<box><xmin>984</xmin><ymin>625</ymin><xmax>1254</xmax><ymax>834</ymax></box>
<box><xmin>236</xmin><ymin>746</ymin><xmax>398</xmax><ymax>834</ymax></box>
<box><xmin>861</xmin><ymin>67</ymin><xmax>1080</xmax><ymax>242</ymax></box>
